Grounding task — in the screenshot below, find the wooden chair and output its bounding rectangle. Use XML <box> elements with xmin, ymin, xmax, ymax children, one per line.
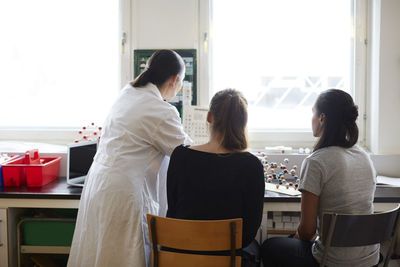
<box><xmin>146</xmin><ymin>214</ymin><xmax>243</xmax><ymax>267</ymax></box>
<box><xmin>320</xmin><ymin>204</ymin><xmax>400</xmax><ymax>267</ymax></box>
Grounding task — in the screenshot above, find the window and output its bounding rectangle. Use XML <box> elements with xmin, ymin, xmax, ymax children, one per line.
<box><xmin>0</xmin><ymin>0</ymin><xmax>124</xmax><ymax>132</ymax></box>
<box><xmin>211</xmin><ymin>0</ymin><xmax>363</xmax><ymax>136</ymax></box>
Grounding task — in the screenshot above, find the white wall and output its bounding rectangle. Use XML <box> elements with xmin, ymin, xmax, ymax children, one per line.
<box><xmin>376</xmin><ymin>0</ymin><xmax>400</xmax><ymax>154</ymax></box>
<box><xmin>367</xmin><ymin>0</ymin><xmax>381</xmax><ymax>153</ymax></box>
<box><xmin>367</xmin><ymin>0</ymin><xmax>400</xmax><ymax>154</ymax></box>
<box><xmin>132</xmin><ymin>0</ymin><xmax>199</xmax><ymax>49</ymax></box>
<box><xmin>132</xmin><ymin>0</ymin><xmax>211</xmax><ymax>105</ymax></box>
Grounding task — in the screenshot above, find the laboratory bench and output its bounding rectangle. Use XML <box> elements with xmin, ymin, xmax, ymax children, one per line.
<box><xmin>0</xmin><ymin>178</ymin><xmax>80</xmax><ymax>267</ymax></box>
<box><xmin>0</xmin><ymin>179</ymin><xmax>400</xmax><ymax>267</ymax></box>
<box><xmin>263</xmin><ymin>185</ymin><xmax>400</xmax><ymax>204</ymax></box>
<box><xmin>261</xmin><ymin>186</ymin><xmax>400</xmax><ymax>241</ymax></box>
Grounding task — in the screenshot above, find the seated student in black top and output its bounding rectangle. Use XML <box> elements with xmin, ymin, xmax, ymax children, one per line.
<box><xmin>166</xmin><ymin>89</ymin><xmax>265</xmax><ymax>266</ymax></box>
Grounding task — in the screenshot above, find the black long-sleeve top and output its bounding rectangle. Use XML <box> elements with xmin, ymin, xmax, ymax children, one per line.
<box><xmin>166</xmin><ymin>145</ymin><xmax>265</xmax><ymax>248</ymax></box>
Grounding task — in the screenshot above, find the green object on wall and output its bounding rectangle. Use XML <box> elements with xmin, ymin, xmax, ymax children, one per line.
<box><xmin>134</xmin><ymin>49</ymin><xmax>197</xmax><ymax>117</ymax></box>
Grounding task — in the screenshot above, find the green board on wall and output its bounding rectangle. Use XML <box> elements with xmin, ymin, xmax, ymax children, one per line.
<box><xmin>133</xmin><ymin>49</ymin><xmax>197</xmax><ymax>107</ymax></box>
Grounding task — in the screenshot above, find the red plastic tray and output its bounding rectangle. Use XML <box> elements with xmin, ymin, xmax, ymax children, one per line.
<box><xmin>1</xmin><ymin>150</ymin><xmax>61</xmax><ymax>187</ymax></box>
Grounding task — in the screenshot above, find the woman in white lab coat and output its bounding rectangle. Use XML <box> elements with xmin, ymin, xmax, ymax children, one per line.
<box><xmin>68</xmin><ymin>50</ymin><xmax>192</xmax><ymax>267</ymax></box>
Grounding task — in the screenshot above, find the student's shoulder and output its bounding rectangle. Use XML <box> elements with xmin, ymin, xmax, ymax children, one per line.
<box><xmin>307</xmin><ymin>146</ymin><xmax>341</xmax><ymax>162</ymax></box>
<box><xmin>350</xmin><ymin>145</ymin><xmax>370</xmax><ymax>157</ymax></box>
<box><xmin>237</xmin><ymin>152</ymin><xmax>263</xmax><ymax>169</ymax></box>
<box><xmin>171</xmin><ymin>144</ymin><xmax>198</xmax><ymax>160</ymax></box>
<box><xmin>302</xmin><ymin>148</ymin><xmax>332</xmax><ymax>172</ymax></box>
<box><xmin>305</xmin><ymin>146</ymin><xmax>359</xmax><ymax>170</ymax></box>
<box><xmin>241</xmin><ymin>151</ymin><xmax>262</xmax><ymax>161</ymax></box>
<box><xmin>237</xmin><ymin>153</ymin><xmax>264</xmax><ymax>184</ymax></box>
<box><xmin>171</xmin><ymin>144</ymin><xmax>187</xmax><ymax>156</ymax></box>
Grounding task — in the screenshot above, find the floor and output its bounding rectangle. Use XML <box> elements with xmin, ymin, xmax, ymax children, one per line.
<box><xmin>379</xmin><ymin>240</ymin><xmax>399</xmax><ymax>267</ymax></box>
<box><xmin>388</xmin><ymin>260</ymin><xmax>400</xmax><ymax>267</ymax></box>
<box><xmin>385</xmin><ymin>259</ymin><xmax>400</xmax><ymax>267</ymax></box>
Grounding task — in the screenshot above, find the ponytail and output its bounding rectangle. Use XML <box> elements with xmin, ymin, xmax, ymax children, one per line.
<box><xmin>132</xmin><ymin>68</ymin><xmax>153</xmax><ymax>88</ymax></box>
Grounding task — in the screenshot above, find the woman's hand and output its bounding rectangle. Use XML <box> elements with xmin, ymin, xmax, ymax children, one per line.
<box><xmin>294</xmin><ymin>230</ymin><xmax>300</xmax><ymax>239</ymax></box>
<box><xmin>294</xmin><ymin>230</ymin><xmax>317</xmax><ymax>241</ymax></box>
<box><xmin>310</xmin><ymin>233</ymin><xmax>317</xmax><ymax>242</ymax></box>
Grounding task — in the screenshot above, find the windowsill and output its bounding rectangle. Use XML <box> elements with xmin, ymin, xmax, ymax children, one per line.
<box><xmin>0</xmin><ymin>128</ymin><xmax>319</xmax><ymax>148</ymax></box>
<box><xmin>0</xmin><ymin>141</ymin><xmax>66</xmax><ymax>153</ymax></box>
<box><xmin>0</xmin><ymin>128</ymin><xmax>85</xmax><ymax>145</ymax></box>
<box><xmin>248</xmin><ymin>130</ymin><xmax>317</xmax><ymax>149</ymax></box>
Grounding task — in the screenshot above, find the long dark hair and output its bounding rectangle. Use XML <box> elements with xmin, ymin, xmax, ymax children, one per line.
<box><xmin>131</xmin><ymin>50</ymin><xmax>185</xmax><ymax>88</ymax></box>
<box><xmin>314</xmin><ymin>89</ymin><xmax>359</xmax><ymax>151</ymax></box>
<box><xmin>210</xmin><ymin>89</ymin><xmax>248</xmax><ymax>151</ymax></box>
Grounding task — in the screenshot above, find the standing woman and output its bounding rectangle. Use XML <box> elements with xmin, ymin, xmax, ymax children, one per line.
<box><xmin>261</xmin><ymin>89</ymin><xmax>378</xmax><ymax>267</ymax></box>
<box><xmin>68</xmin><ymin>50</ymin><xmax>192</xmax><ymax>267</ymax></box>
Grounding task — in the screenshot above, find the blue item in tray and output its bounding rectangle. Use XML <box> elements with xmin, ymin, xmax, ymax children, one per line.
<box><xmin>0</xmin><ymin>155</ymin><xmax>22</xmax><ymax>187</ymax></box>
<box><xmin>0</xmin><ymin>166</ymin><xmax>3</xmax><ymax>187</ymax></box>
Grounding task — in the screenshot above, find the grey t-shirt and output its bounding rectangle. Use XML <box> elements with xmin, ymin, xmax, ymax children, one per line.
<box><xmin>299</xmin><ymin>145</ymin><xmax>379</xmax><ymax>267</ymax></box>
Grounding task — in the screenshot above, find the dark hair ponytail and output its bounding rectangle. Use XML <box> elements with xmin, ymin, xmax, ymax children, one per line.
<box><xmin>210</xmin><ymin>89</ymin><xmax>248</xmax><ymax>151</ymax></box>
<box><xmin>314</xmin><ymin>89</ymin><xmax>359</xmax><ymax>151</ymax></box>
<box><xmin>131</xmin><ymin>50</ymin><xmax>185</xmax><ymax>88</ymax></box>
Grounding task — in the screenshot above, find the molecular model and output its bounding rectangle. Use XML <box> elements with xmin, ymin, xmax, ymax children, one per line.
<box><xmin>255</xmin><ymin>152</ymin><xmax>300</xmax><ymax>191</ymax></box>
<box><xmin>74</xmin><ymin>122</ymin><xmax>102</xmax><ymax>143</ymax></box>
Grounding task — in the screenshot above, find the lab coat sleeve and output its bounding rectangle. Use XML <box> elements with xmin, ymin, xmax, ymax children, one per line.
<box><xmin>151</xmin><ymin>109</ymin><xmax>193</xmax><ymax>156</ymax></box>
<box><xmin>158</xmin><ymin>156</ymin><xmax>170</xmax><ymax>217</ymax></box>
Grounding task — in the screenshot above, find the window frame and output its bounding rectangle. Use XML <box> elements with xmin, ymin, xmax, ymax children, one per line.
<box><xmin>0</xmin><ymin>0</ymin><xmax>132</xmax><ymax>145</ymax></box>
<box><xmin>201</xmin><ymin>0</ymin><xmax>368</xmax><ymax>149</ymax></box>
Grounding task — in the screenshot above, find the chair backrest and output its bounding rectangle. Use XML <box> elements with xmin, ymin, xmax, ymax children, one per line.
<box><xmin>320</xmin><ymin>204</ymin><xmax>400</xmax><ymax>267</ymax></box>
<box><xmin>146</xmin><ymin>214</ymin><xmax>243</xmax><ymax>267</ymax></box>
<box><xmin>321</xmin><ymin>205</ymin><xmax>400</xmax><ymax>247</ymax></box>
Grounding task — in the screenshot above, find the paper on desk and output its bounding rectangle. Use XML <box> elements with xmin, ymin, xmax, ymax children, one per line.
<box><xmin>377</xmin><ymin>175</ymin><xmax>400</xmax><ymax>186</ymax></box>
<box><xmin>265</xmin><ymin>182</ymin><xmax>302</xmax><ymax>196</ymax></box>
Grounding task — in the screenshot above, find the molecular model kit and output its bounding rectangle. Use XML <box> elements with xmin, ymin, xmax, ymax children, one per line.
<box><xmin>255</xmin><ymin>152</ymin><xmax>302</xmax><ymax>196</ymax></box>
<box><xmin>74</xmin><ymin>123</ymin><xmax>102</xmax><ymax>143</ymax></box>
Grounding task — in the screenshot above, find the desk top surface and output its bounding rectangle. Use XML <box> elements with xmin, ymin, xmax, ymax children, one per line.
<box><xmin>264</xmin><ymin>186</ymin><xmax>400</xmax><ymax>203</ymax></box>
<box><xmin>1</xmin><ymin>178</ymin><xmax>399</xmax><ymax>202</ymax></box>
<box><xmin>0</xmin><ymin>178</ymin><xmax>81</xmax><ymax>199</ymax></box>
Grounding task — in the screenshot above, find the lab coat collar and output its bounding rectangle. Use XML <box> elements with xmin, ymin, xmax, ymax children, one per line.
<box><xmin>142</xmin><ymin>83</ymin><xmax>163</xmax><ymax>101</ymax></box>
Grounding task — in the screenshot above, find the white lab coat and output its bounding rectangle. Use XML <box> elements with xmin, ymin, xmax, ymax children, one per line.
<box><xmin>67</xmin><ymin>83</ymin><xmax>192</xmax><ymax>267</ymax></box>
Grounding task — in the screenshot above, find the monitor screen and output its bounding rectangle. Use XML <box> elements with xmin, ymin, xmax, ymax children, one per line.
<box><xmin>67</xmin><ymin>141</ymin><xmax>97</xmax><ymax>186</ymax></box>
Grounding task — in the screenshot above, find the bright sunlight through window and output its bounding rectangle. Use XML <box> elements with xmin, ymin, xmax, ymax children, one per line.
<box><xmin>212</xmin><ymin>0</ymin><xmax>354</xmax><ymax>131</ymax></box>
<box><xmin>0</xmin><ymin>0</ymin><xmax>119</xmax><ymax>128</ymax></box>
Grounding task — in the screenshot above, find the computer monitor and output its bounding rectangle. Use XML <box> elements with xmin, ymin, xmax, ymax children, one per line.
<box><xmin>66</xmin><ymin>141</ymin><xmax>98</xmax><ymax>187</ymax></box>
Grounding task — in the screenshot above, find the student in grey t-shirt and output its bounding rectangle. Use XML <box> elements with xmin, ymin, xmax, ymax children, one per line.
<box><xmin>261</xmin><ymin>89</ymin><xmax>379</xmax><ymax>267</ymax></box>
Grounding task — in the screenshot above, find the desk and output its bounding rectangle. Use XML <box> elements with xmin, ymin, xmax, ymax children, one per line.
<box><xmin>260</xmin><ymin>186</ymin><xmax>400</xmax><ymax>241</ymax></box>
<box><xmin>263</xmin><ymin>185</ymin><xmax>400</xmax><ymax>212</ymax></box>
<box><xmin>0</xmin><ymin>180</ymin><xmax>81</xmax><ymax>198</ymax></box>
<box><xmin>0</xmin><ymin>180</ymin><xmax>399</xmax><ymax>267</ymax></box>
<box><xmin>0</xmin><ymin>178</ymin><xmax>81</xmax><ymax>267</ymax></box>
